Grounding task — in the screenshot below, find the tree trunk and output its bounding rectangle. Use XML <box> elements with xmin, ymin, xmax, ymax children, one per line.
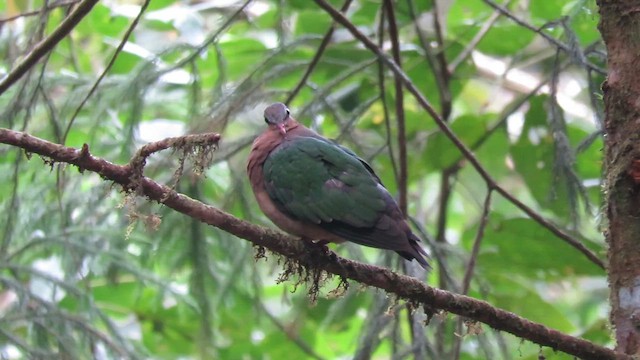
<box><xmin>598</xmin><ymin>1</ymin><xmax>640</xmax><ymax>354</ymax></box>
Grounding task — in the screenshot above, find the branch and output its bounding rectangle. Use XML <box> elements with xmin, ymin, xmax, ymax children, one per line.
<box><xmin>63</xmin><ymin>0</ymin><xmax>151</xmax><ymax>144</ymax></box>
<box><xmin>383</xmin><ymin>0</ymin><xmax>408</xmax><ymax>216</ymax></box>
<box><xmin>376</xmin><ymin>7</ymin><xmax>399</xmax><ymax>185</ymax></box>
<box><xmin>408</xmin><ymin>0</ymin><xmax>451</xmax><ymax>120</ymax></box>
<box><xmin>0</xmin><ymin>128</ymin><xmax>627</xmax><ymax>360</ymax></box>
<box><xmin>481</xmin><ymin>0</ymin><xmax>606</xmax><ymax>75</ymax></box>
<box><xmin>0</xmin><ymin>0</ymin><xmax>100</xmax><ymax>95</ymax></box>
<box><xmin>431</xmin><ymin>0</ymin><xmax>451</xmax><ymax>101</ymax></box>
<box><xmin>312</xmin><ymin>0</ymin><xmax>605</xmax><ymax>270</ymax></box>
<box><xmin>285</xmin><ymin>0</ymin><xmax>354</xmax><ymax>105</ymax></box>
<box><xmin>483</xmin><ymin>0</ymin><xmax>607</xmax><ymax>75</ymax></box>
<box><xmin>0</xmin><ymin>0</ymin><xmax>80</xmax><ymax>23</ymax></box>
<box><xmin>452</xmin><ymin>189</ymin><xmax>493</xmax><ymax>360</ymax></box>
<box><xmin>447</xmin><ymin>3</ymin><xmax>504</xmax><ymax>74</ymax></box>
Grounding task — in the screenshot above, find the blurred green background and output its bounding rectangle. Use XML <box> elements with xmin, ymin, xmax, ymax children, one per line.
<box><xmin>0</xmin><ymin>0</ymin><xmax>607</xmax><ymax>359</ymax></box>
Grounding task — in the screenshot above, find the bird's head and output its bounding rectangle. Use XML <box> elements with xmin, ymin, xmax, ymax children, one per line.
<box><xmin>264</xmin><ymin>103</ymin><xmax>292</xmax><ymax>136</ymax></box>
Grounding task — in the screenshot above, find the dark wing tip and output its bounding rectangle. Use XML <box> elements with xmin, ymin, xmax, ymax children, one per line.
<box><xmin>396</xmin><ymin>233</ymin><xmax>430</xmax><ymax>269</ymax></box>
<box><xmin>396</xmin><ymin>250</ymin><xmax>431</xmax><ymax>269</ymax></box>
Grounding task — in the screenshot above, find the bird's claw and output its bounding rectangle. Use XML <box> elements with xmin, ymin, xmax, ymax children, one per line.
<box><xmin>301</xmin><ymin>238</ymin><xmax>334</xmax><ymax>261</ymax></box>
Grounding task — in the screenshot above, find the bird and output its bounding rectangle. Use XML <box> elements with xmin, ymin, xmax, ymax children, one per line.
<box><xmin>247</xmin><ymin>103</ymin><xmax>429</xmax><ymax>269</ymax></box>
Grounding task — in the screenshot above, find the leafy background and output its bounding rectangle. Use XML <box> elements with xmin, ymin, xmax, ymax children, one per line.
<box><xmin>0</xmin><ymin>0</ymin><xmax>606</xmax><ymax>359</ymax></box>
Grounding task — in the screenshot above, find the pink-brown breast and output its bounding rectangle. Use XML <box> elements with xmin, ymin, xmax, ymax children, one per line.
<box><xmin>247</xmin><ymin>122</ymin><xmax>345</xmax><ymax>243</ymax></box>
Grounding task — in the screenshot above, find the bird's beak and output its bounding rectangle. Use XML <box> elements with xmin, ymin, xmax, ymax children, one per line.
<box><xmin>278</xmin><ymin>123</ymin><xmax>287</xmax><ymax>135</ymax></box>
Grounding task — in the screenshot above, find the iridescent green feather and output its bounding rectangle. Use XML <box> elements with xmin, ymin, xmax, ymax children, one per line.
<box><xmin>263</xmin><ymin>137</ymin><xmax>386</xmax><ymax>228</ymax></box>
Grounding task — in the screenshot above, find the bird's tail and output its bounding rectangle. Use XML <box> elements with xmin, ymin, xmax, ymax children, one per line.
<box><xmin>397</xmin><ymin>233</ymin><xmax>430</xmax><ymax>269</ymax></box>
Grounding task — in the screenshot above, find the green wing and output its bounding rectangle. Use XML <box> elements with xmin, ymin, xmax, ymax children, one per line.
<box><xmin>263</xmin><ymin>137</ymin><xmax>387</xmax><ymax>229</ymax></box>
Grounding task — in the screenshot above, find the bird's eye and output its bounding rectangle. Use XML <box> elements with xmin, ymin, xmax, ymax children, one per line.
<box><xmin>285</xmin><ymin>108</ymin><xmax>290</xmax><ymax>116</ymax></box>
<box><xmin>264</xmin><ymin>117</ymin><xmax>269</xmax><ymax>124</ymax></box>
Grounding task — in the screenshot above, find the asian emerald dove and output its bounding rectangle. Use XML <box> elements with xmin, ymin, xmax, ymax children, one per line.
<box><xmin>247</xmin><ymin>103</ymin><xmax>429</xmax><ymax>269</ymax></box>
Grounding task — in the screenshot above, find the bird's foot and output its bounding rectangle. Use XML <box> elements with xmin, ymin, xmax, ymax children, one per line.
<box><xmin>314</xmin><ymin>239</ymin><xmax>331</xmax><ymax>247</ymax></box>
<box><xmin>301</xmin><ymin>237</ymin><xmax>328</xmax><ymax>252</ymax></box>
<box><xmin>300</xmin><ymin>239</ymin><xmax>349</xmax><ymax>281</ymax></box>
<box><xmin>300</xmin><ymin>238</ymin><xmax>336</xmax><ymax>262</ymax></box>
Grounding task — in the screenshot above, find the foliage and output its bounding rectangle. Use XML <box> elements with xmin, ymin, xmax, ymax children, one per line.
<box><xmin>0</xmin><ymin>0</ymin><xmax>606</xmax><ymax>359</ymax></box>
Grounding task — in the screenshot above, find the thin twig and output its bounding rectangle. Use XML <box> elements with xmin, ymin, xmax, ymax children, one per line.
<box><xmin>377</xmin><ymin>6</ymin><xmax>400</xmax><ymax>185</ymax></box>
<box><xmin>353</xmin><ymin>293</ymin><xmax>392</xmax><ymax>359</ymax></box>
<box><xmin>481</xmin><ymin>0</ymin><xmax>605</xmax><ymax>75</ymax></box>
<box><xmin>448</xmin><ymin>4</ymin><xmax>505</xmax><ymax>74</ymax></box>
<box><xmin>434</xmin><ymin>167</ymin><xmax>455</xmax><ymax>356</ymax></box>
<box><xmin>431</xmin><ymin>0</ymin><xmax>451</xmax><ymax>96</ymax></box>
<box><xmin>407</xmin><ymin>0</ymin><xmax>451</xmax><ymax>120</ymax></box>
<box><xmin>0</xmin><ymin>0</ymin><xmax>100</xmax><ymax>95</ymax></box>
<box><xmin>312</xmin><ymin>0</ymin><xmax>605</xmax><ymax>270</ymax></box>
<box><xmin>285</xmin><ymin>0</ymin><xmax>354</xmax><ymax>105</ymax></box>
<box><xmin>463</xmin><ymin>192</ymin><xmax>492</xmax><ymax>294</ymax></box>
<box><xmin>431</xmin><ymin>0</ymin><xmax>446</xmax><ymax>66</ymax></box>
<box><xmin>63</xmin><ymin>0</ymin><xmax>151</xmax><ymax>144</ymax></box>
<box><xmin>161</xmin><ymin>0</ymin><xmax>252</xmax><ymax>75</ymax></box>
<box><xmin>258</xmin><ymin>301</ymin><xmax>326</xmax><ymax>360</ymax></box>
<box><xmin>384</xmin><ymin>0</ymin><xmax>408</xmax><ymax>216</ymax></box>
<box><xmin>0</xmin><ymin>0</ymin><xmax>80</xmax><ymax>23</ymax></box>
<box><xmin>452</xmin><ymin>189</ymin><xmax>493</xmax><ymax>360</ymax></box>
<box><xmin>0</xmin><ymin>154</ymin><xmax>22</xmax><ymax>259</ymax></box>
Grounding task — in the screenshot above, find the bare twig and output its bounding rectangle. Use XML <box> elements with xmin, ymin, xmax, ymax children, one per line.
<box><xmin>258</xmin><ymin>301</ymin><xmax>326</xmax><ymax>360</ymax></box>
<box><xmin>285</xmin><ymin>0</ymin><xmax>354</xmax><ymax>105</ymax></box>
<box><xmin>448</xmin><ymin>4</ymin><xmax>505</xmax><ymax>74</ymax></box>
<box><xmin>481</xmin><ymin>0</ymin><xmax>605</xmax><ymax>75</ymax></box>
<box><xmin>434</xmin><ymin>168</ymin><xmax>458</xmax><ymax>289</ymax></box>
<box><xmin>161</xmin><ymin>0</ymin><xmax>252</xmax><ymax>75</ymax></box>
<box><xmin>434</xmin><ymin>167</ymin><xmax>456</xmax><ymax>356</ymax></box>
<box><xmin>0</xmin><ymin>155</ymin><xmax>22</xmax><ymax>258</ymax></box>
<box><xmin>0</xmin><ymin>0</ymin><xmax>100</xmax><ymax>95</ymax></box>
<box><xmin>431</xmin><ymin>0</ymin><xmax>451</xmax><ymax>92</ymax></box>
<box><xmin>384</xmin><ymin>0</ymin><xmax>408</xmax><ymax>215</ymax></box>
<box><xmin>407</xmin><ymin>0</ymin><xmax>451</xmax><ymax>120</ymax></box>
<box><xmin>0</xmin><ymin>0</ymin><xmax>80</xmax><ymax>23</ymax></box>
<box><xmin>452</xmin><ymin>189</ymin><xmax>493</xmax><ymax>360</ymax></box>
<box><xmin>353</xmin><ymin>293</ymin><xmax>392</xmax><ymax>359</ymax></box>
<box><xmin>312</xmin><ymin>0</ymin><xmax>605</xmax><ymax>270</ymax></box>
<box><xmin>376</xmin><ymin>6</ymin><xmax>400</xmax><ymax>185</ymax></box>
<box><xmin>0</xmin><ymin>128</ymin><xmax>626</xmax><ymax>360</ymax></box>
<box><xmin>63</xmin><ymin>0</ymin><xmax>151</xmax><ymax>144</ymax></box>
<box><xmin>461</xmin><ymin>190</ymin><xmax>493</xmax><ymax>295</ymax></box>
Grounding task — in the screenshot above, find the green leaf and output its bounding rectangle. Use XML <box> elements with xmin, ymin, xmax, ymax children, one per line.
<box><xmin>218</xmin><ymin>38</ymin><xmax>268</xmax><ymax>80</ymax></box>
<box><xmin>510</xmin><ymin>95</ymin><xmax>572</xmax><ymax>217</ymax></box>
<box><xmin>351</xmin><ymin>1</ymin><xmax>381</xmax><ymax>26</ymax></box>
<box><xmin>477</xmin><ymin>22</ymin><xmax>536</xmax><ymax>56</ymax></box>
<box><xmin>287</xmin><ymin>0</ymin><xmax>342</xmax><ymax>9</ymax></box>
<box><xmin>144</xmin><ymin>19</ymin><xmax>177</xmax><ymax>31</ymax></box>
<box><xmin>255</xmin><ymin>8</ymin><xmax>278</xmax><ymax>29</ymax></box>
<box><xmin>110</xmin><ymin>50</ymin><xmax>143</xmax><ymax>74</ymax></box>
<box><xmin>484</xmin><ymin>275</ymin><xmax>576</xmax><ymax>332</ymax></box>
<box><xmin>475</xmin><ymin>124</ymin><xmax>510</xmax><ymax>178</ymax></box>
<box><xmin>447</xmin><ymin>0</ymin><xmax>491</xmax><ymax>30</ymax></box>
<box><xmin>75</xmin><ymin>4</ymin><xmax>129</xmax><ymax>38</ymax></box>
<box><xmin>530</xmin><ymin>1</ymin><xmax>563</xmax><ymax>22</ymax></box>
<box><xmin>423</xmin><ymin>113</ymin><xmax>495</xmax><ymax>171</ymax></box>
<box><xmin>477</xmin><ymin>217</ymin><xmax>603</xmax><ymax>279</ymax></box>
<box><xmin>295</xmin><ymin>10</ymin><xmax>332</xmax><ymax>35</ymax></box>
<box><xmin>580</xmin><ymin>318</ymin><xmax>614</xmax><ymax>345</ymax></box>
<box><xmin>567</xmin><ymin>2</ymin><xmax>600</xmax><ymax>45</ymax></box>
<box><xmin>146</xmin><ymin>0</ymin><xmax>175</xmax><ymax>11</ymax></box>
